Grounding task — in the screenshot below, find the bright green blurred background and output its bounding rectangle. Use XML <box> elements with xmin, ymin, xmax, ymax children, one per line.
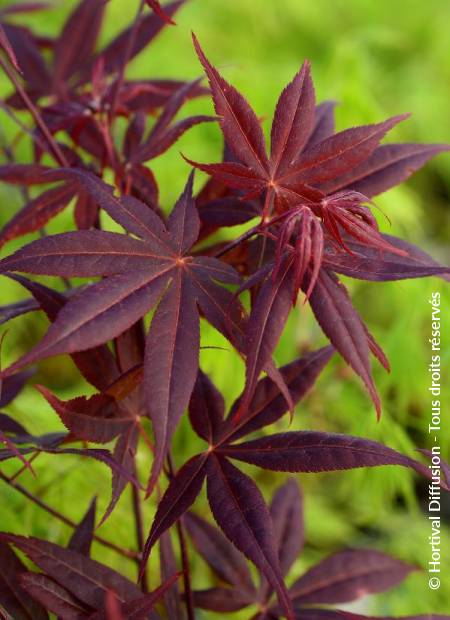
<box><xmin>0</xmin><ymin>0</ymin><xmax>449</xmax><ymax>616</ymax></box>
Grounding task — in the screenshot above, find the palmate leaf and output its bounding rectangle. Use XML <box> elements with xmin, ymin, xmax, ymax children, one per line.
<box><xmin>189</xmin><ymin>36</ymin><xmax>448</xmax><ymax>206</ymax></box>
<box><xmin>189</xmin><ymin>34</ymin><xmax>323</xmax><ymax>211</ymax></box>
<box><xmin>0</xmin><ymin>171</ymin><xmax>243</xmax><ymax>493</ymax></box>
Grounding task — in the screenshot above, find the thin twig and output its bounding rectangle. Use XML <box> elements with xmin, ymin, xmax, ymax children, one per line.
<box><xmin>0</xmin><ymin>470</ymin><xmax>138</xmax><ymax>560</ymax></box>
<box><xmin>212</xmin><ymin>223</ymin><xmax>261</xmax><ymax>258</ymax></box>
<box><xmin>167</xmin><ymin>454</ymin><xmax>195</xmax><ymax>620</ymax></box>
<box><xmin>131</xmin><ymin>460</ymin><xmax>149</xmax><ymax>591</ymax></box>
<box><xmin>0</xmin><ymin>56</ymin><xmax>68</xmax><ymax>166</ymax></box>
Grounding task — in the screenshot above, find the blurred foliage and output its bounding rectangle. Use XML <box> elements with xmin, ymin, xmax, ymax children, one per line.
<box><xmin>0</xmin><ymin>0</ymin><xmax>449</xmax><ymax>615</ymax></box>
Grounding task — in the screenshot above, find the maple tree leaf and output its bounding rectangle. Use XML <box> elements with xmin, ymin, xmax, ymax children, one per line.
<box><xmin>0</xmin><ymin>170</ymin><xmax>244</xmax><ymax>494</ymax></box>
<box><xmin>186</xmin><ymin>480</ymin><xmax>426</xmax><ymax>619</ymax></box>
<box><xmin>185</xmin><ymin>35</ymin><xmax>450</xmax><ymax>419</ymax></box>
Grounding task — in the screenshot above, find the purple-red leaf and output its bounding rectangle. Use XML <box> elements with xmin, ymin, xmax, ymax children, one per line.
<box><xmin>307</xmin><ymin>269</ymin><xmax>381</xmax><ymax>417</ymax></box>
<box><xmin>2</xmin><ymin>535</ymin><xmax>142</xmax><ymax>608</ymax></box>
<box><xmin>220</xmin><ymin>431</ymin><xmax>450</xmax><ymax>490</ymax></box>
<box><xmin>188</xmin><ymin>370</ymin><xmax>225</xmax><ymax>443</ymax></box>
<box><xmin>144</xmin><ymin>273</ymin><xmax>200</xmax><ymax>493</ymax></box>
<box><xmin>285</xmin><ymin>115</ymin><xmax>409</xmax><ymax>186</ymax></box>
<box><xmin>100</xmin><ymin>422</ymin><xmax>140</xmax><ymax>526</ymax></box>
<box><xmin>234</xmin><ymin>256</ymin><xmax>295</xmax><ymax>421</ymax></box>
<box><xmin>141</xmin><ymin>453</ymin><xmax>208</xmax><ymax>569</ymax></box>
<box><xmin>325</xmin><ymin>234</ymin><xmax>450</xmax><ymax>282</ymax></box>
<box><xmin>270</xmin><ymin>61</ymin><xmax>315</xmax><ymax>174</ymax></box>
<box><xmin>0</xmin><ymin>541</ymin><xmax>49</xmax><ymax>620</ymax></box>
<box><xmin>20</xmin><ymin>572</ymin><xmax>88</xmax><ymax>620</ymax></box>
<box><xmin>304</xmin><ymin>101</ymin><xmax>336</xmax><ymax>149</ymax></box>
<box><xmin>37</xmin><ymin>387</ymin><xmax>131</xmax><ymax>444</ymax></box>
<box><xmin>320</xmin><ymin>143</ymin><xmax>450</xmax><ymax>197</ymax></box>
<box><xmin>224</xmin><ymin>346</ymin><xmax>334</xmax><ymax>442</ymax></box>
<box><xmin>192</xmin><ymin>34</ymin><xmax>269</xmax><ymax>174</ymax></box>
<box><xmin>0</xmin><ymin>183</ymin><xmax>78</xmax><ymax>248</ymax></box>
<box><xmin>184</xmin><ymin>511</ymin><xmax>255</xmax><ymax>592</ymax></box>
<box><xmin>159</xmin><ymin>532</ymin><xmax>183</xmax><ymax>620</ymax></box>
<box><xmin>290</xmin><ymin>549</ymin><xmax>416</xmax><ymax>604</ymax></box>
<box><xmin>206</xmin><ymin>454</ymin><xmax>294</xmax><ymax>620</ymax></box>
<box><xmin>52</xmin><ymin>0</ymin><xmax>106</xmax><ymax>86</ymax></box>
<box><xmin>192</xmin><ymin>587</ymin><xmax>254</xmax><ymax>612</ymax></box>
<box><xmin>68</xmin><ymin>498</ymin><xmax>97</xmax><ymax>557</ymax></box>
<box><xmin>271</xmin><ymin>480</ymin><xmax>304</xmax><ymax>576</ymax></box>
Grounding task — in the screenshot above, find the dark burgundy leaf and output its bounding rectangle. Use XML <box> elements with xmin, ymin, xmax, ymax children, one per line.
<box><xmin>0</xmin><ymin>541</ymin><xmax>49</xmax><ymax>620</ymax></box>
<box><xmin>68</xmin><ymin>498</ymin><xmax>97</xmax><ymax>557</ymax></box>
<box><xmin>141</xmin><ymin>453</ymin><xmax>208</xmax><ymax>569</ymax></box>
<box><xmin>320</xmin><ymin>143</ymin><xmax>450</xmax><ymax>197</ymax></box>
<box><xmin>325</xmin><ymin>234</ymin><xmax>450</xmax><ymax>281</ymax></box>
<box><xmin>206</xmin><ymin>454</ymin><xmax>294</xmax><ymax>619</ymax></box>
<box><xmin>290</xmin><ymin>549</ymin><xmax>415</xmax><ymax>604</ymax></box>
<box><xmin>0</xmin><ymin>297</ymin><xmax>40</xmax><ymax>325</ymax></box>
<box><xmin>307</xmin><ymin>269</ymin><xmax>381</xmax><ymax>417</ymax></box>
<box><xmin>270</xmin><ymin>60</ymin><xmax>315</xmax><ymax>175</ymax></box>
<box><xmin>184</xmin><ymin>511</ymin><xmax>255</xmax><ymax>592</ymax></box>
<box><xmin>271</xmin><ymin>480</ymin><xmax>304</xmax><ymax>576</ymax></box>
<box><xmin>221</xmin><ymin>431</ymin><xmax>450</xmax><ymax>490</ymax></box>
<box><xmin>198</xmin><ymin>197</ymin><xmax>258</xmax><ymax>228</ymax></box>
<box><xmin>3</xmin><ymin>535</ymin><xmax>142</xmax><ymax>608</ymax></box>
<box><xmin>37</xmin><ymin>386</ymin><xmax>132</xmax><ymax>444</ymax></box>
<box><xmin>20</xmin><ymin>572</ymin><xmax>88</xmax><ymax>620</ymax></box>
<box><xmin>304</xmin><ymin>101</ymin><xmax>336</xmax><ymax>149</ymax></box>
<box><xmin>224</xmin><ymin>346</ymin><xmax>334</xmax><ymax>442</ymax></box>
<box><xmin>285</xmin><ymin>115</ymin><xmax>408</xmax><ymax>186</ymax></box>
<box><xmin>0</xmin><ymin>163</ymin><xmax>53</xmax><ymax>185</ymax></box>
<box><xmin>192</xmin><ymin>34</ymin><xmax>268</xmax><ymax>174</ymax></box>
<box><xmin>159</xmin><ymin>532</ymin><xmax>183</xmax><ymax>620</ymax></box>
<box><xmin>1</xmin><ymin>24</ymin><xmax>49</xmax><ymax>93</ymax></box>
<box><xmin>0</xmin><ymin>368</ymin><xmax>34</xmax><ymax>407</ymax></box>
<box><xmin>52</xmin><ymin>0</ymin><xmax>106</xmax><ymax>86</ymax></box>
<box><xmin>100</xmin><ymin>422</ymin><xmax>140</xmax><ymax>526</ymax></box>
<box><xmin>192</xmin><ymin>587</ymin><xmax>254</xmax><ymax>612</ymax></box>
<box><xmin>144</xmin><ymin>273</ymin><xmax>200</xmax><ymax>493</ymax></box>
<box><xmin>233</xmin><ymin>255</ymin><xmax>296</xmax><ymax>420</ymax></box>
<box><xmin>0</xmin><ymin>413</ymin><xmax>28</xmax><ymax>435</ymax></box>
<box><xmin>0</xmin><ymin>183</ymin><xmax>78</xmax><ymax>248</ymax></box>
<box><xmin>188</xmin><ymin>370</ymin><xmax>225</xmax><ymax>443</ymax></box>
<box><xmin>90</xmin><ymin>575</ymin><xmax>178</xmax><ymax>619</ymax></box>
<box><xmin>0</xmin><ymin>230</ymin><xmax>166</xmax><ymax>278</ymax></box>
